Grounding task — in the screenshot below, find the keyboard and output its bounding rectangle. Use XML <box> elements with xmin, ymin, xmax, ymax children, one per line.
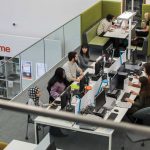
<box><xmin>94</xmin><ymin>108</ymin><xmax>107</xmax><ymax>118</ymax></box>
<box><xmin>121</xmin><ymin>92</ymin><xmax>131</xmax><ymax>102</ymax></box>
<box><xmin>107</xmin><ymin>113</ymin><xmax>118</xmax><ymax>120</ymax></box>
<box><xmin>116</xmin><ymin>102</ymin><xmax>132</xmax><ymax>108</ymax></box>
<box><xmin>79</xmin><ymin>123</ymin><xmax>97</xmax><ymax>131</ymax></box>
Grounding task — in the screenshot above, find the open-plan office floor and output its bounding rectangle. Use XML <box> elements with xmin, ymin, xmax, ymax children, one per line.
<box><xmin>0</xmin><ymin>49</ymin><xmax>150</xmax><ymax>150</ymax></box>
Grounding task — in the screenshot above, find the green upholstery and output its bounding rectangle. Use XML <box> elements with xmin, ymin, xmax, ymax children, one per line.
<box><xmin>102</xmin><ymin>0</ymin><xmax>122</xmax><ymax>18</ymax></box>
<box><xmin>86</xmin><ymin>22</ymin><xmax>109</xmax><ymax>46</ymax></box>
<box><xmin>84</xmin><ymin>21</ymin><xmax>109</xmax><ymax>48</ymax></box>
<box><xmin>142</xmin><ymin>4</ymin><xmax>150</xmax><ymax>56</ymax></box>
<box><xmin>86</xmin><ymin>22</ymin><xmax>99</xmax><ymax>43</ymax></box>
<box><xmin>80</xmin><ymin>1</ymin><xmax>102</xmax><ymax>37</ymax></box>
<box><xmin>81</xmin><ymin>0</ymin><xmax>122</xmax><ymax>51</ymax></box>
<box><xmin>89</xmin><ymin>36</ymin><xmax>109</xmax><ymax>46</ymax></box>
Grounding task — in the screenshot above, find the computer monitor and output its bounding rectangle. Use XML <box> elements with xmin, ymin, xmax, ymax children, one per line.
<box><xmin>103</xmin><ymin>44</ymin><xmax>114</xmax><ymax>62</ymax></box>
<box><xmin>109</xmin><ymin>73</ymin><xmax>118</xmax><ymax>92</ymax></box>
<box><xmin>60</xmin><ymin>86</ymin><xmax>71</xmax><ymax>109</ymax></box>
<box><xmin>95</xmin><ymin>58</ymin><xmax>104</xmax><ymax>76</ymax></box>
<box><xmin>79</xmin><ymin>72</ymin><xmax>89</xmax><ymax>93</ymax></box>
<box><xmin>110</xmin><ymin>73</ymin><xmax>125</xmax><ymax>92</ymax></box>
<box><xmin>94</xmin><ymin>90</ymin><xmax>106</xmax><ymax>112</ymax></box>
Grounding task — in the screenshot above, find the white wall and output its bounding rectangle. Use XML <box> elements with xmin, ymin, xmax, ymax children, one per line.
<box><xmin>0</xmin><ymin>0</ymin><xmax>98</xmax><ymax>38</ymax></box>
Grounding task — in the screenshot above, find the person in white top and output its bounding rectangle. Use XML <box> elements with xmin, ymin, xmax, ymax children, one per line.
<box><xmin>97</xmin><ymin>14</ymin><xmax>114</xmax><ymax>36</ymax></box>
<box><xmin>63</xmin><ymin>51</ymin><xmax>83</xmax><ymax>82</ymax></box>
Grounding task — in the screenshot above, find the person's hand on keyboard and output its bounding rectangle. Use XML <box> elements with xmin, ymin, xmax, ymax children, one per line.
<box><xmin>128</xmin><ymin>81</ymin><xmax>133</xmax><ymax>86</ymax></box>
<box><xmin>130</xmin><ymin>90</ymin><xmax>138</xmax><ymax>95</ymax></box>
<box><xmin>125</xmin><ymin>98</ymin><xmax>134</xmax><ymax>104</ymax></box>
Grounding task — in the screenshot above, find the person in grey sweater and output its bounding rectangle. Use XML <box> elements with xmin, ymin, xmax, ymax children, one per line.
<box><xmin>63</xmin><ymin>51</ymin><xmax>83</xmax><ymax>82</ymax></box>
<box><xmin>78</xmin><ymin>44</ymin><xmax>93</xmax><ymax>71</ymax></box>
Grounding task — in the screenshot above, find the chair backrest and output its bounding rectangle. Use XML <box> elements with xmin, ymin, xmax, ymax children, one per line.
<box><xmin>133</xmin><ymin>107</ymin><xmax>150</xmax><ymax>121</ymax></box>
<box><xmin>85</xmin><ymin>22</ymin><xmax>100</xmax><ymax>43</ymax></box>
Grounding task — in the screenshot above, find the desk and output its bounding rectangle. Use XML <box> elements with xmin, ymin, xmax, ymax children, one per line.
<box><xmin>34</xmin><ymin>54</ymin><xmax>140</xmax><ymax>150</ymax></box>
<box><xmin>4</xmin><ymin>140</ymin><xmax>37</xmax><ymax>150</ymax></box>
<box><xmin>103</xmin><ymin>25</ymin><xmax>135</xmax><ymax>39</ymax></box>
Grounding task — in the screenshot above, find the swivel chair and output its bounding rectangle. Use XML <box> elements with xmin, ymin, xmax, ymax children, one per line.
<box><xmin>25</xmin><ymin>102</ymin><xmax>46</xmax><ymax>140</ymax></box>
<box><xmin>131</xmin><ymin>36</ymin><xmax>148</xmax><ymax>61</ymax></box>
<box><xmin>121</xmin><ymin>107</ymin><xmax>150</xmax><ymax>150</ymax></box>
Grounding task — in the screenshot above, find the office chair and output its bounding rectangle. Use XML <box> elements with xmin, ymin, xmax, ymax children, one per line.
<box><xmin>121</xmin><ymin>107</ymin><xmax>150</xmax><ymax>150</ymax></box>
<box><xmin>0</xmin><ymin>141</ymin><xmax>8</xmax><ymax>150</ymax></box>
<box><xmin>25</xmin><ymin>102</ymin><xmax>46</xmax><ymax>140</ymax></box>
<box><xmin>25</xmin><ymin>113</ymin><xmax>34</xmax><ymax>140</ymax></box>
<box><xmin>131</xmin><ymin>36</ymin><xmax>148</xmax><ymax>61</ymax></box>
<box><xmin>133</xmin><ymin>107</ymin><xmax>150</xmax><ymax>125</ymax></box>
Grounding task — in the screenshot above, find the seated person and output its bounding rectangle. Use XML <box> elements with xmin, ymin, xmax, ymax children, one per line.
<box><xmin>129</xmin><ymin>62</ymin><xmax>150</xmax><ymax>88</ymax></box>
<box><xmin>47</xmin><ymin>67</ymin><xmax>69</xmax><ymax>103</ymax></box>
<box><xmin>97</xmin><ymin>14</ymin><xmax>115</xmax><ymax>36</ymax></box>
<box><xmin>132</xmin><ymin>12</ymin><xmax>150</xmax><ymax>47</ymax></box>
<box><xmin>28</xmin><ymin>87</ymin><xmax>49</xmax><ymax>120</ymax></box>
<box><xmin>126</xmin><ymin>76</ymin><xmax>150</xmax><ymax>122</ymax></box>
<box><xmin>78</xmin><ymin>44</ymin><xmax>94</xmax><ymax>71</ymax></box>
<box><xmin>63</xmin><ymin>51</ymin><xmax>83</xmax><ymax>82</ymax></box>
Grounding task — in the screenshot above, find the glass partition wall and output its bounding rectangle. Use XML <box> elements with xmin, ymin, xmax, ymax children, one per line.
<box><xmin>0</xmin><ymin>15</ymin><xmax>81</xmax><ymax>99</ymax></box>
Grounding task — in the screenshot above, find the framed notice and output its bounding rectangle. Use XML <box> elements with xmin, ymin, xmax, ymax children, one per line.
<box><xmin>36</xmin><ymin>63</ymin><xmax>47</xmax><ymax>79</ymax></box>
<box><xmin>22</xmin><ymin>61</ymin><xmax>32</xmax><ymax>80</ymax></box>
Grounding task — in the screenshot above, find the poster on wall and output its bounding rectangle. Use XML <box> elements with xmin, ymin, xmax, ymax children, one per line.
<box><xmin>22</xmin><ymin>61</ymin><xmax>32</xmax><ymax>80</ymax></box>
<box><xmin>36</xmin><ymin>63</ymin><xmax>47</xmax><ymax>79</ymax></box>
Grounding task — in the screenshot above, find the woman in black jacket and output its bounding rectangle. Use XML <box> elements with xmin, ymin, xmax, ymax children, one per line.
<box><xmin>126</xmin><ymin>76</ymin><xmax>150</xmax><ymax>122</ymax></box>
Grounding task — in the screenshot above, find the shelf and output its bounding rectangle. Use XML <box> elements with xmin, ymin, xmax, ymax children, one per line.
<box><xmin>117</xmin><ymin>11</ymin><xmax>136</xmax><ymax>20</ymax></box>
<box><xmin>0</xmin><ymin>56</ymin><xmax>21</xmax><ymax>99</ymax></box>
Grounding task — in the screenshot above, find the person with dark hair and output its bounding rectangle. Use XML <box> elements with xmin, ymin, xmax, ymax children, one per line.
<box><xmin>131</xmin><ymin>12</ymin><xmax>150</xmax><ymax>47</ymax></box>
<box><xmin>129</xmin><ymin>62</ymin><xmax>150</xmax><ymax>88</ymax></box>
<box><xmin>97</xmin><ymin>14</ymin><xmax>115</xmax><ymax>36</ymax></box>
<box><xmin>28</xmin><ymin>86</ymin><xmax>49</xmax><ymax>120</ymax></box>
<box><xmin>126</xmin><ymin>76</ymin><xmax>150</xmax><ymax>122</ymax></box>
<box><xmin>78</xmin><ymin>44</ymin><xmax>94</xmax><ymax>71</ymax></box>
<box><xmin>28</xmin><ymin>86</ymin><xmax>42</xmax><ymax>106</ymax></box>
<box><xmin>63</xmin><ymin>51</ymin><xmax>83</xmax><ymax>82</ymax></box>
<box><xmin>47</xmin><ymin>67</ymin><xmax>69</xmax><ymax>103</ymax></box>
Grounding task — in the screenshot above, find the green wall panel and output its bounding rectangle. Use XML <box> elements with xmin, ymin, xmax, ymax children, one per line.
<box><xmin>80</xmin><ymin>1</ymin><xmax>102</xmax><ymax>37</ymax></box>
<box><xmin>102</xmin><ymin>0</ymin><xmax>122</xmax><ymax>18</ymax></box>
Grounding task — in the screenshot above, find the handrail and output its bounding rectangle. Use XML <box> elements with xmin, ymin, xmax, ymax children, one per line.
<box><xmin>0</xmin><ymin>99</ymin><xmax>150</xmax><ymax>136</ymax></box>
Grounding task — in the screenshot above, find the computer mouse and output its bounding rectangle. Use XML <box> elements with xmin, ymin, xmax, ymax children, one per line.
<box><xmin>114</xmin><ymin>109</ymin><xmax>119</xmax><ymax>112</ymax></box>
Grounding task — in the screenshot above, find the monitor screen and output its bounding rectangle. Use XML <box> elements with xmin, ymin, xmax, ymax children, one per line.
<box><xmin>79</xmin><ymin>72</ymin><xmax>89</xmax><ymax>93</ymax></box>
<box><xmin>95</xmin><ymin>58</ymin><xmax>104</xmax><ymax>75</ymax></box>
<box><xmin>60</xmin><ymin>86</ymin><xmax>71</xmax><ymax>109</ymax></box>
<box><xmin>109</xmin><ymin>73</ymin><xmax>118</xmax><ymax>92</ymax></box>
<box><xmin>103</xmin><ymin>44</ymin><xmax>114</xmax><ymax>62</ymax></box>
<box><xmin>110</xmin><ymin>73</ymin><xmax>125</xmax><ymax>92</ymax></box>
<box><xmin>95</xmin><ymin>90</ymin><xmax>106</xmax><ymax>112</ymax></box>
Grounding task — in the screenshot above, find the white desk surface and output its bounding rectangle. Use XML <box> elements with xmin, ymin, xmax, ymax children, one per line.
<box><xmin>35</xmin><ymin>55</ymin><xmax>140</xmax><ymax>127</ymax></box>
<box><xmin>4</xmin><ymin>140</ymin><xmax>37</xmax><ymax>150</ymax></box>
<box><xmin>104</xmin><ymin>25</ymin><xmax>135</xmax><ymax>39</ymax></box>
